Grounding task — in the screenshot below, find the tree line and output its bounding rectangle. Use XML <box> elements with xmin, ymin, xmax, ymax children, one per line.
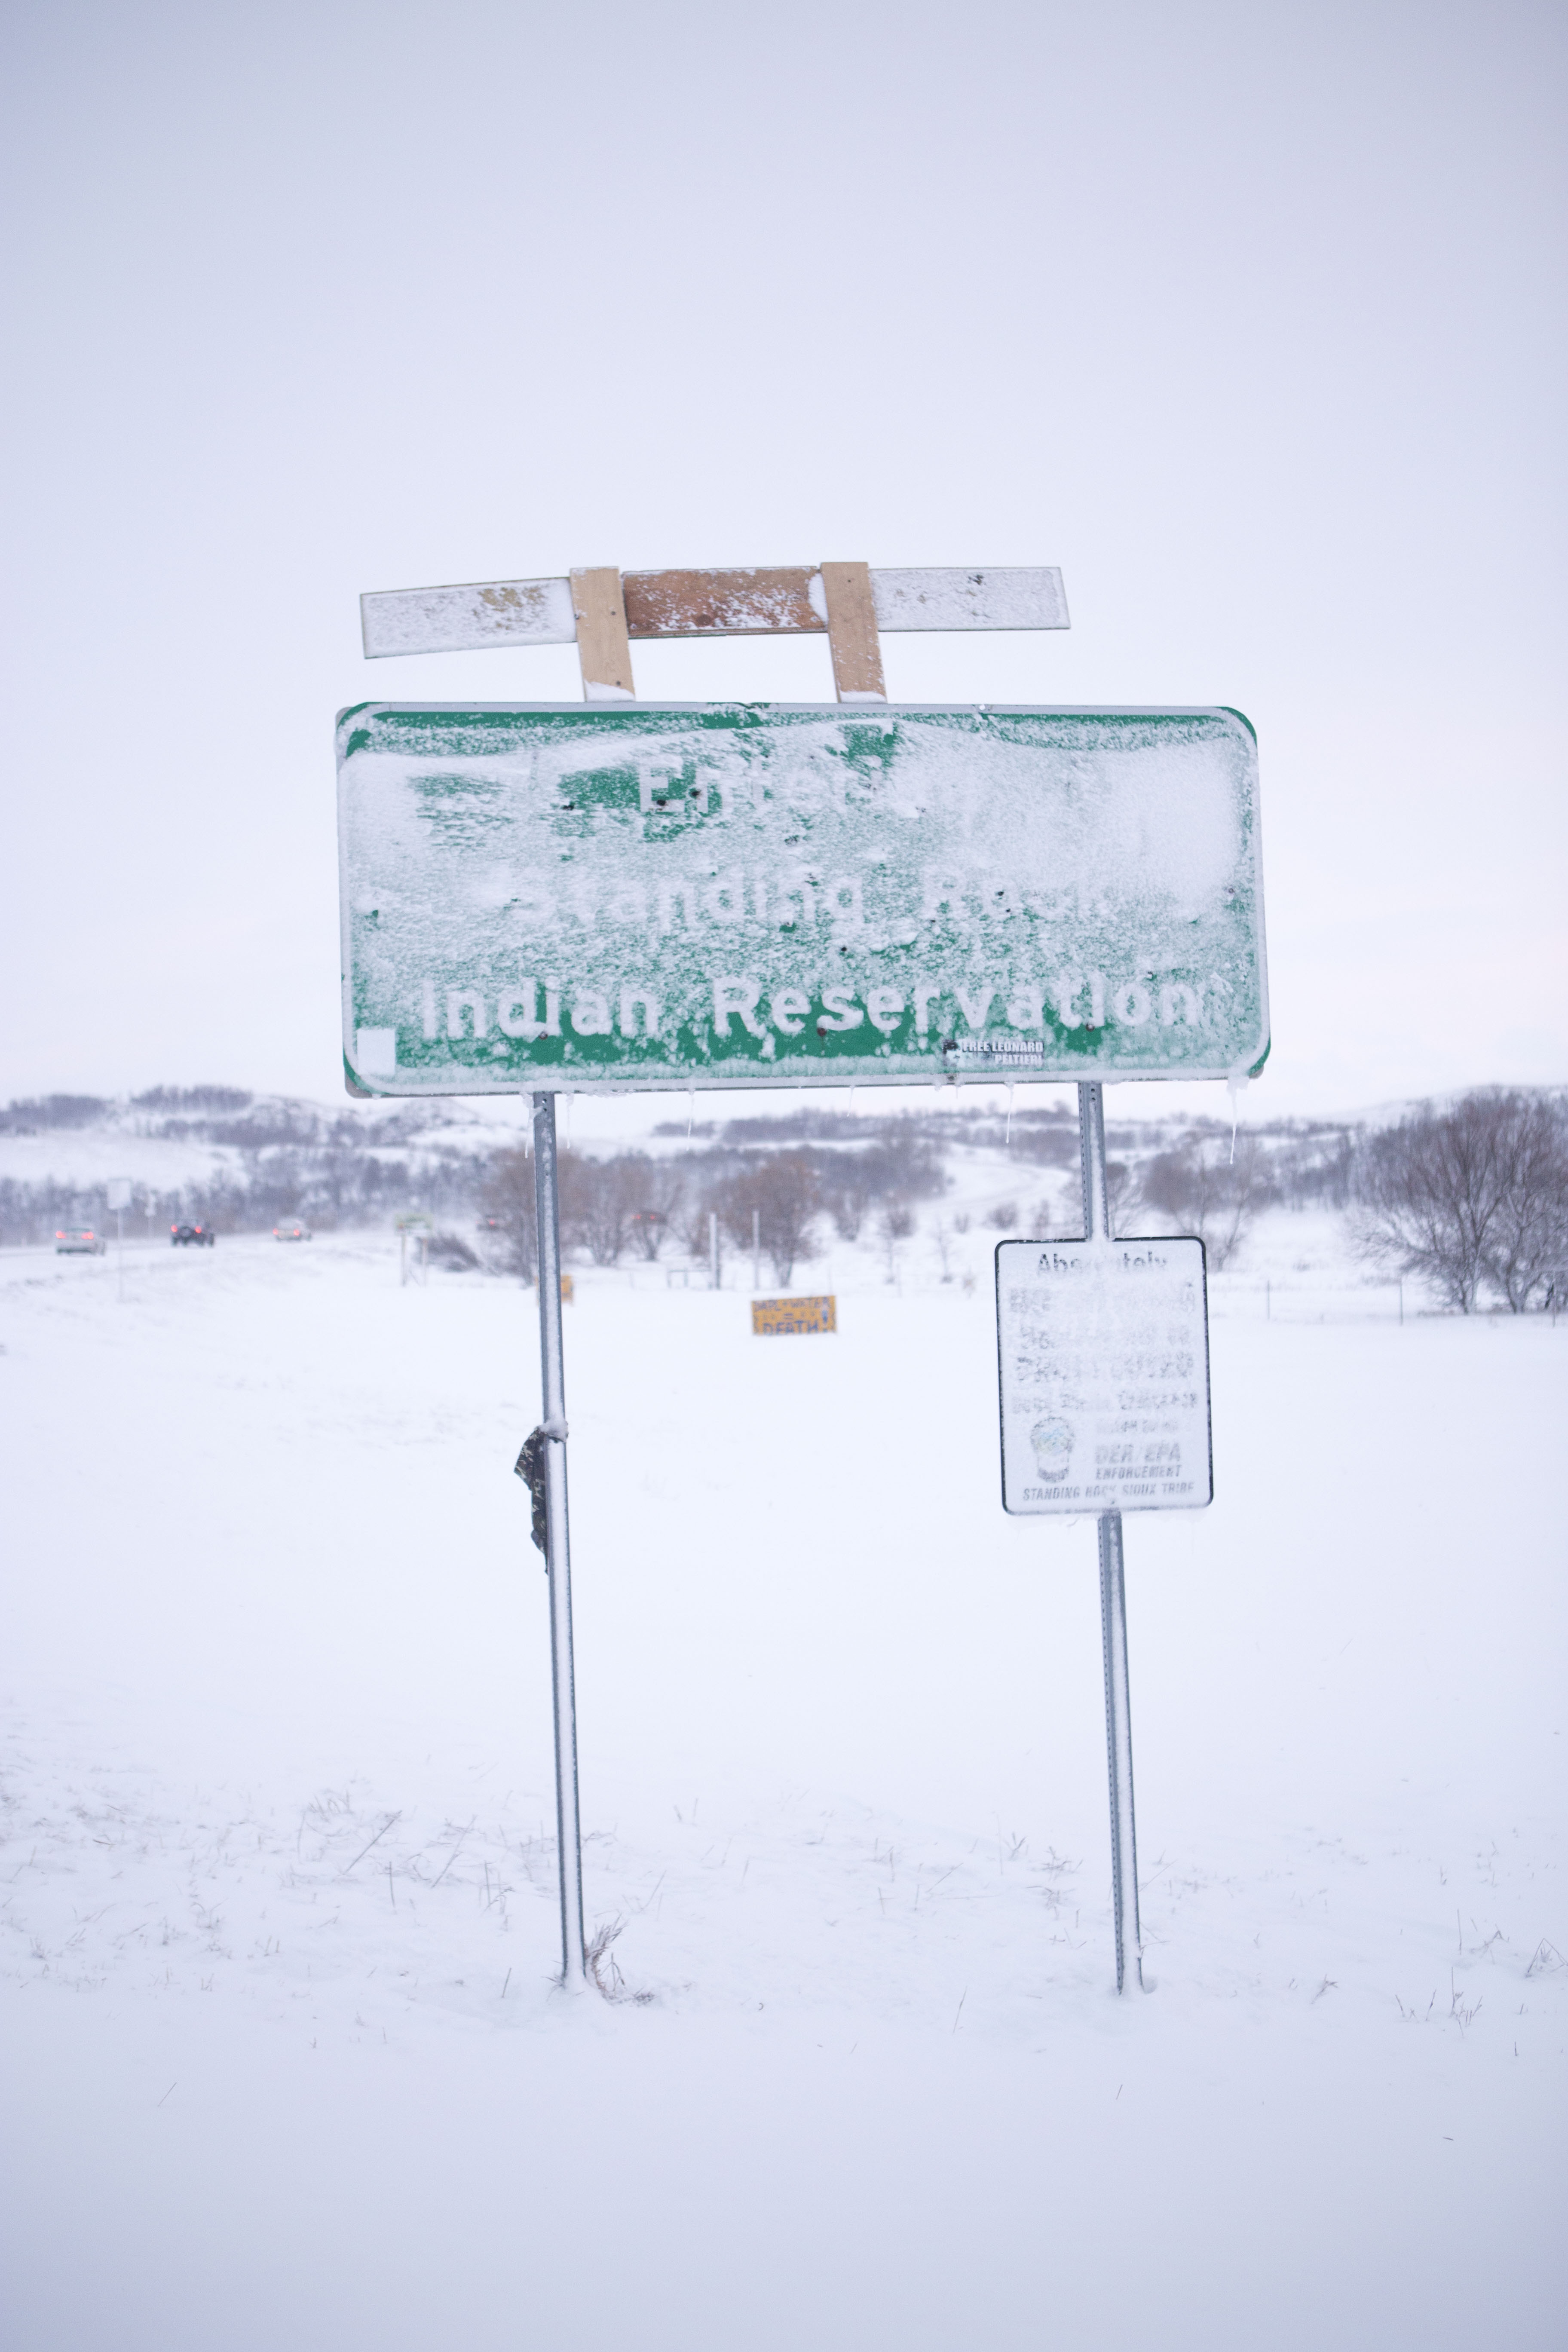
<box><xmin>6</xmin><ymin>1085</ymin><xmax>1562</xmax><ymax>1311</ymax></box>
<box><xmin>480</xmin><ymin>1133</ymin><xmax>948</xmax><ymax>1287</ymax></box>
<box><xmin>1100</xmin><ymin>1090</ymin><xmax>1566</xmax><ymax>1305</ymax></box>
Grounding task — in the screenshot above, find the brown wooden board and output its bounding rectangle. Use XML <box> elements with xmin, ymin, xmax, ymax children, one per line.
<box><xmin>623</xmin><ymin>567</ymin><xmax>822</xmax><ymax>639</ymax></box>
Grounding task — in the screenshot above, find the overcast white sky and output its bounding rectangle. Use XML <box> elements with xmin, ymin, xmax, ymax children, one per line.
<box><xmin>2</xmin><ymin>0</ymin><xmax>1562</xmax><ymax>1121</ymax></box>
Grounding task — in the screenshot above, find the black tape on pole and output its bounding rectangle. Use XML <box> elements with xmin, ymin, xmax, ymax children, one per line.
<box><xmin>514</xmin><ymin>1427</ymin><xmax>549</xmax><ymax>1566</ymax></box>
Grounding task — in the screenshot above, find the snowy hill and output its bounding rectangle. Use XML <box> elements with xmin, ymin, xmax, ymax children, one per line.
<box><xmin>0</xmin><ymin>1080</ymin><xmax>1362</xmax><ymax>1250</ymax></box>
<box><xmin>0</xmin><ymin>1085</ymin><xmax>535</xmax><ymax>1243</ymax></box>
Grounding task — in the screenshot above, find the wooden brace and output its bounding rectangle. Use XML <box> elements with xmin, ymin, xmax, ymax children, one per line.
<box><xmin>570</xmin><ymin>567</ymin><xmax>635</xmax><ymax>701</ymax></box>
<box><xmin>818</xmin><ymin>561</ymin><xmax>887</xmax><ymax>703</ymax></box>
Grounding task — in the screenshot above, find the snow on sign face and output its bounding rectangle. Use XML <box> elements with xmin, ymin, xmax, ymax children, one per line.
<box><xmin>995</xmin><ymin>1237</ymin><xmax>1213</xmax><ymax>1515</ymax></box>
<box><xmin>335</xmin><ymin>703</ymin><xmax>1268</xmax><ymax>1096</ymax></box>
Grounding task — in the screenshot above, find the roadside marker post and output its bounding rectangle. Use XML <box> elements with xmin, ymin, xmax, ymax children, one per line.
<box><xmin>340</xmin><ymin>559</ymin><xmax>1267</xmax><ymax>1992</ymax></box>
<box><xmin>107</xmin><ymin>1175</ymin><xmax>132</xmax><ymax>1303</ymax></box>
<box><xmin>394</xmin><ymin>1210</ymin><xmax>432</xmax><ymax>1287</ymax></box>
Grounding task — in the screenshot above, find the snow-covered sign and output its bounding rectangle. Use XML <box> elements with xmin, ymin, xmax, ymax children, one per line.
<box><xmin>336</xmin><ymin>702</ymin><xmax>1268</xmax><ymax>1097</ymax></box>
<box><xmin>995</xmin><ymin>1237</ymin><xmax>1213</xmax><ymax>1514</ymax></box>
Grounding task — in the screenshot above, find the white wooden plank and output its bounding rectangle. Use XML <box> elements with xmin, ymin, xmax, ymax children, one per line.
<box><xmin>360</xmin><ymin>564</ymin><xmax>1070</xmax><ymax>658</ymax></box>
<box><xmin>871</xmin><ymin>567</ymin><xmax>1069</xmax><ymax>632</ymax></box>
<box><xmin>360</xmin><ymin>576</ymin><xmax>577</xmax><ymax>658</ymax></box>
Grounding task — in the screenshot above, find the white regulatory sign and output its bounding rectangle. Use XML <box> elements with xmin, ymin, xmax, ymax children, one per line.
<box><xmin>995</xmin><ymin>1237</ymin><xmax>1213</xmax><ymax>1515</ymax></box>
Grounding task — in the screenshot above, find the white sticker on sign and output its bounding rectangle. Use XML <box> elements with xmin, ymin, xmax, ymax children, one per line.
<box><xmin>995</xmin><ymin>1237</ymin><xmax>1212</xmax><ymax>1514</ymax></box>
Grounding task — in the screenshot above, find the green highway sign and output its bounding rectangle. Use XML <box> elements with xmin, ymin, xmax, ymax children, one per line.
<box><xmin>336</xmin><ymin>702</ymin><xmax>1268</xmax><ymax>1096</ymax></box>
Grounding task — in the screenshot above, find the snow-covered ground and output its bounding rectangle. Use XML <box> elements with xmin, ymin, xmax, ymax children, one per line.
<box><xmin>2</xmin><ymin>1225</ymin><xmax>1563</xmax><ymax>2349</ymax></box>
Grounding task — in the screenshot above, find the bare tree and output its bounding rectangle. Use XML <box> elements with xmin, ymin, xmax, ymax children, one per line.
<box><xmin>1022</xmin><ymin>1192</ymin><xmax>1064</xmax><ymax>1236</ymax></box>
<box><xmin>1485</xmin><ymin>1096</ymin><xmax>1568</xmax><ymax>1311</ymax></box>
<box><xmin>720</xmin><ymin>1153</ymin><xmax>821</xmax><ymax>1286</ymax></box>
<box><xmin>876</xmin><ymin>1196</ymin><xmax>916</xmax><ymax>1281</ymax></box>
<box><xmin>560</xmin><ymin>1151</ymin><xmax>643</xmax><ymax>1267</ymax></box>
<box><xmin>427</xmin><ymin>1228</ymin><xmax>481</xmax><ymax>1271</ymax></box>
<box><xmin>480</xmin><ymin>1146</ymin><xmax>537</xmax><ymax>1283</ymax></box>
<box><xmin>1028</xmin><ymin>1161</ymin><xmax>1134</xmax><ymax>1237</ymax></box>
<box><xmin>1142</xmin><ymin>1132</ymin><xmax>1268</xmax><ymax>1269</ymax></box>
<box><xmin>1354</xmin><ymin>1094</ymin><xmax>1493</xmax><ymax>1312</ymax></box>
<box><xmin>818</xmin><ymin>1133</ymin><xmax>946</xmax><ymax>1240</ymax></box>
<box><xmin>932</xmin><ymin>1216</ymin><xmax>955</xmax><ymax>1282</ymax></box>
<box><xmin>1105</xmin><ymin>1158</ymin><xmax>1142</xmax><ymax>1236</ymax></box>
<box><xmin>1357</xmin><ymin>1090</ymin><xmax>1567</xmax><ymax>1313</ymax></box>
<box><xmin>822</xmin><ymin>1154</ymin><xmax>879</xmax><ymax>1240</ymax></box>
<box><xmin>627</xmin><ymin>1156</ymin><xmax>686</xmax><ymax>1261</ymax></box>
<box><xmin>672</xmin><ymin>1167</ymin><xmax>723</xmax><ymax>1263</ymax></box>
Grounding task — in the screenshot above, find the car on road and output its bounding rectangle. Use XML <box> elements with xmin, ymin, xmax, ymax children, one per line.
<box><xmin>273</xmin><ymin>1219</ymin><xmax>312</xmax><ymax>1242</ymax></box>
<box><xmin>170</xmin><ymin>1223</ymin><xmax>216</xmax><ymax>1247</ymax></box>
<box><xmin>55</xmin><ymin>1227</ymin><xmax>107</xmax><ymax>1255</ymax></box>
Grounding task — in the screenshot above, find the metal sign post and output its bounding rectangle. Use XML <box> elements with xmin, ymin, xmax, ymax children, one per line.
<box><xmin>996</xmin><ymin>1097</ymin><xmax>1214</xmax><ymax>1991</ymax></box>
<box><xmin>340</xmin><ymin>555</ymin><xmax>1261</xmax><ymax>2000</ymax></box>
<box><xmin>1079</xmin><ymin>1082</ymin><xmax>1142</xmax><ymax>1994</ymax></box>
<box><xmin>529</xmin><ymin>1090</ymin><xmax>586</xmax><ymax>1986</ymax></box>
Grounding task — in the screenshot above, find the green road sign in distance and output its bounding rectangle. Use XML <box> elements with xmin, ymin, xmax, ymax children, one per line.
<box><xmin>336</xmin><ymin>703</ymin><xmax>1268</xmax><ymax>1096</ymax></box>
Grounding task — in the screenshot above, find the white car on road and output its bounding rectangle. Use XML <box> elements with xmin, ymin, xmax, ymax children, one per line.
<box><xmin>55</xmin><ymin>1227</ymin><xmax>107</xmax><ymax>1255</ymax></box>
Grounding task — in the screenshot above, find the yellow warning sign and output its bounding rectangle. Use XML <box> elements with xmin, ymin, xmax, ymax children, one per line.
<box><xmin>751</xmin><ymin>1295</ymin><xmax>836</xmax><ymax>1337</ymax></box>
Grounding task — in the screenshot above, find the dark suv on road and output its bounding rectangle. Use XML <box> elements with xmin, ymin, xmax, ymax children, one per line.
<box><xmin>170</xmin><ymin>1223</ymin><xmax>216</xmax><ymax>1247</ymax></box>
